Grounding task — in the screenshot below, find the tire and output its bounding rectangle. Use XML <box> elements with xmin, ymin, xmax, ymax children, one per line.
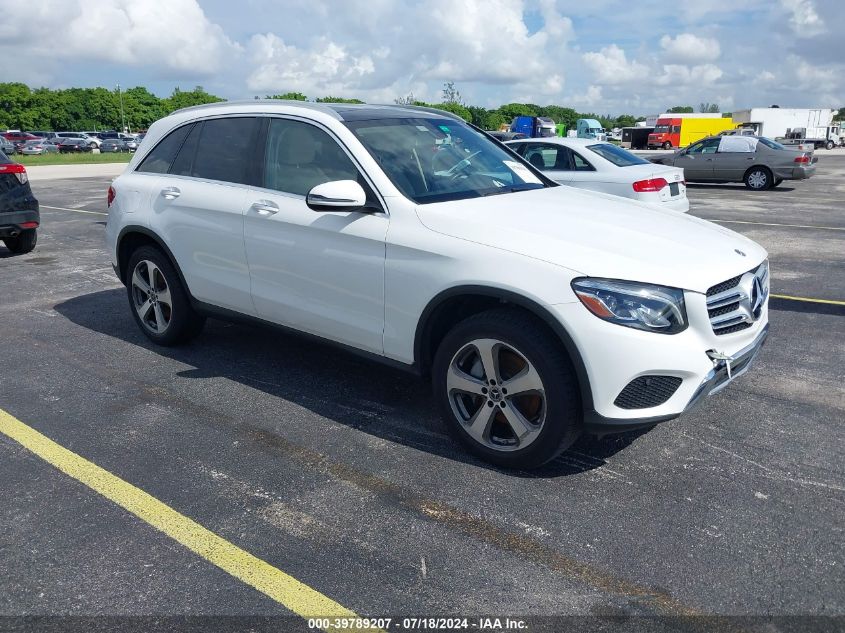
<box><xmin>744</xmin><ymin>166</ymin><xmax>772</xmax><ymax>190</ymax></box>
<box><xmin>126</xmin><ymin>245</ymin><xmax>205</xmax><ymax>346</ymax></box>
<box><xmin>433</xmin><ymin>308</ymin><xmax>581</xmax><ymax>469</ymax></box>
<box><xmin>662</xmin><ymin>141</ymin><xmax>672</xmax><ymax>150</ymax></box>
<box><xmin>89</xmin><ymin>141</ymin><xmax>97</xmax><ymax>149</ymax></box>
<box><xmin>3</xmin><ymin>228</ymin><xmax>37</xmax><ymax>254</ymax></box>
<box><xmin>772</xmin><ymin>178</ymin><xmax>783</xmax><ymax>188</ymax></box>
<box><xmin>826</xmin><ymin>140</ymin><xmax>835</xmax><ymax>150</ymax></box>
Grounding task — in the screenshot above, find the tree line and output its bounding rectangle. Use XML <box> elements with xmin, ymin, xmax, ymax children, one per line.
<box><xmin>4</xmin><ymin>81</ymin><xmax>841</xmax><ymax>134</ymax></box>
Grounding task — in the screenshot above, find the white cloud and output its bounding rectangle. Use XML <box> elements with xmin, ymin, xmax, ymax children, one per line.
<box><xmin>0</xmin><ymin>0</ymin><xmax>240</xmax><ymax>75</ymax></box>
<box><xmin>581</xmin><ymin>45</ymin><xmax>649</xmax><ymax>85</ymax></box>
<box><xmin>246</xmin><ymin>0</ymin><xmax>575</xmax><ymax>100</ymax></box>
<box><xmin>781</xmin><ymin>0</ymin><xmax>825</xmax><ymax>37</ymax></box>
<box><xmin>660</xmin><ymin>33</ymin><xmax>721</xmax><ymax>64</ymax></box>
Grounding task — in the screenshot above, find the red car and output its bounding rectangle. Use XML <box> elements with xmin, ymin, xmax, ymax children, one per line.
<box><xmin>3</xmin><ymin>132</ymin><xmax>42</xmax><ymax>153</ymax></box>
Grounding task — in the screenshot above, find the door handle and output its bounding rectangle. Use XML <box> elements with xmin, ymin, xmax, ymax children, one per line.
<box><xmin>161</xmin><ymin>186</ymin><xmax>180</xmax><ymax>200</ymax></box>
<box><xmin>250</xmin><ymin>200</ymin><xmax>279</xmax><ymax>216</ymax></box>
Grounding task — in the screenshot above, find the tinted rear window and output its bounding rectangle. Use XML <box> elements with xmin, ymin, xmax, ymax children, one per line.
<box><xmin>169</xmin><ymin>123</ymin><xmax>201</xmax><ymax>177</ymax></box>
<box><xmin>190</xmin><ymin>117</ymin><xmax>258</xmax><ymax>185</ymax></box>
<box><xmin>586</xmin><ymin>143</ymin><xmax>649</xmax><ymax>167</ymax></box>
<box><xmin>137</xmin><ymin>124</ymin><xmax>193</xmax><ymax>174</ymax></box>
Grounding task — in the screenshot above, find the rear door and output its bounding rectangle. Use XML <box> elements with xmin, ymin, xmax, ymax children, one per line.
<box><xmin>243</xmin><ymin>117</ymin><xmax>388</xmax><ymax>353</ymax></box>
<box><xmin>712</xmin><ymin>138</ymin><xmax>756</xmax><ymax>181</ymax></box>
<box><xmin>137</xmin><ymin>116</ymin><xmax>260</xmax><ymax>315</ymax></box>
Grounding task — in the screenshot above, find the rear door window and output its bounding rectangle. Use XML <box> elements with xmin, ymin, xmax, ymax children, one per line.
<box><xmin>136</xmin><ymin>124</ymin><xmax>193</xmax><ymax>174</ymax></box>
<box><xmin>169</xmin><ymin>123</ymin><xmax>202</xmax><ymax>177</ymax></box>
<box><xmin>190</xmin><ymin>117</ymin><xmax>259</xmax><ymax>185</ymax></box>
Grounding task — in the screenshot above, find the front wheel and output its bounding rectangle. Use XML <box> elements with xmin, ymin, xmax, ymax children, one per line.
<box><xmin>3</xmin><ymin>228</ymin><xmax>37</xmax><ymax>254</ymax></box>
<box><xmin>662</xmin><ymin>141</ymin><xmax>672</xmax><ymax>150</ymax></box>
<box><xmin>826</xmin><ymin>140</ymin><xmax>835</xmax><ymax>150</ymax></box>
<box><xmin>433</xmin><ymin>308</ymin><xmax>581</xmax><ymax>469</ymax></box>
<box><xmin>744</xmin><ymin>166</ymin><xmax>772</xmax><ymax>190</ymax></box>
<box><xmin>126</xmin><ymin>245</ymin><xmax>205</xmax><ymax>346</ymax></box>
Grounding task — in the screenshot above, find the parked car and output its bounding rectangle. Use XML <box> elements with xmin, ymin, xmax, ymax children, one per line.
<box><xmin>3</xmin><ymin>132</ymin><xmax>42</xmax><ymax>153</ymax></box>
<box><xmin>106</xmin><ymin>102</ymin><xmax>770</xmax><ymax>469</ymax></box>
<box><xmin>57</xmin><ymin>138</ymin><xmax>93</xmax><ymax>153</ymax></box>
<box><xmin>122</xmin><ymin>137</ymin><xmax>139</xmax><ymax>152</ymax></box>
<box><xmin>651</xmin><ymin>135</ymin><xmax>817</xmax><ymax>190</ymax></box>
<box><xmin>28</xmin><ymin>130</ymin><xmax>53</xmax><ymax>139</ymax></box>
<box><xmin>0</xmin><ymin>137</ymin><xmax>15</xmax><ymax>155</ymax></box>
<box><xmin>53</xmin><ymin>132</ymin><xmax>100</xmax><ymax>149</ymax></box>
<box><xmin>100</xmin><ymin>138</ymin><xmax>129</xmax><ymax>153</ymax></box>
<box><xmin>506</xmin><ymin>137</ymin><xmax>689</xmax><ymax>212</ymax></box>
<box><xmin>488</xmin><ymin>131</ymin><xmax>527</xmax><ymax>142</ymax></box>
<box><xmin>0</xmin><ymin>153</ymin><xmax>39</xmax><ymax>254</ymax></box>
<box><xmin>21</xmin><ymin>139</ymin><xmax>59</xmax><ymax>155</ymax></box>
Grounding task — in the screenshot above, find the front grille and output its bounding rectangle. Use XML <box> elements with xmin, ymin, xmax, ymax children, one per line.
<box><xmin>706</xmin><ymin>262</ymin><xmax>769</xmax><ymax>336</ymax></box>
<box><xmin>614</xmin><ymin>376</ymin><xmax>683</xmax><ymax>410</ymax></box>
<box><xmin>707</xmin><ymin>275</ymin><xmax>742</xmax><ymax>298</ymax></box>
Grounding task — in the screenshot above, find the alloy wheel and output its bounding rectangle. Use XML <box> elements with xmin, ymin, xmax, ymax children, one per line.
<box><xmin>131</xmin><ymin>260</ymin><xmax>173</xmax><ymax>334</ymax></box>
<box><xmin>446</xmin><ymin>338</ymin><xmax>546</xmax><ymax>452</ymax></box>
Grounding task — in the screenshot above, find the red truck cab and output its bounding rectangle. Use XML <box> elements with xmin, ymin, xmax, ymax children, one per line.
<box><xmin>648</xmin><ymin>118</ymin><xmax>680</xmax><ymax>149</ymax></box>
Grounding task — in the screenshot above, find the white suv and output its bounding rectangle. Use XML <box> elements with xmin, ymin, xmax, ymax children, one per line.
<box><xmin>105</xmin><ymin>101</ymin><xmax>770</xmax><ymax>469</ymax></box>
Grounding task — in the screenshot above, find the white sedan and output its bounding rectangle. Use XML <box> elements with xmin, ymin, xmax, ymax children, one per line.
<box><xmin>506</xmin><ymin>137</ymin><xmax>689</xmax><ymax>212</ymax></box>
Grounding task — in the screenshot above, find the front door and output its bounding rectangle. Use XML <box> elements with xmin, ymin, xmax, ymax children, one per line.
<box><xmin>672</xmin><ymin>138</ymin><xmax>720</xmax><ymax>181</ymax></box>
<box><xmin>244</xmin><ymin>117</ymin><xmax>388</xmax><ymax>354</ymax></box>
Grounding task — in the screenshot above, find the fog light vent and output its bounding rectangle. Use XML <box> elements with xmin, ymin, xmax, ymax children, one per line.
<box><xmin>614</xmin><ymin>376</ymin><xmax>682</xmax><ymax>410</ymax></box>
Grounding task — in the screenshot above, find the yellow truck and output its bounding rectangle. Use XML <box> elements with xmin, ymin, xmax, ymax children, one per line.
<box><xmin>647</xmin><ymin>114</ymin><xmax>734</xmax><ymax>149</ymax></box>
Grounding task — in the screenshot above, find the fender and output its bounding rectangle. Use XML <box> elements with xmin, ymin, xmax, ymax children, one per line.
<box><xmin>115</xmin><ymin>225</ymin><xmax>192</xmax><ymax>295</ymax></box>
<box><xmin>413</xmin><ymin>285</ymin><xmax>594</xmax><ymax>415</ymax></box>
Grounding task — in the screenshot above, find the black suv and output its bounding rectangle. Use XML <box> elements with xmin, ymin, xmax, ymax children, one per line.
<box><xmin>0</xmin><ymin>152</ymin><xmax>39</xmax><ymax>254</ymax></box>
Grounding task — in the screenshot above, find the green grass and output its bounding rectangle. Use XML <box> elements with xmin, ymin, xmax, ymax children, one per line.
<box><xmin>14</xmin><ymin>152</ymin><xmax>133</xmax><ymax>167</ymax></box>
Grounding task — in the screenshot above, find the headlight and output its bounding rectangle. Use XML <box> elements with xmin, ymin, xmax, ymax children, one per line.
<box><xmin>571</xmin><ymin>278</ymin><xmax>687</xmax><ymax>334</ymax></box>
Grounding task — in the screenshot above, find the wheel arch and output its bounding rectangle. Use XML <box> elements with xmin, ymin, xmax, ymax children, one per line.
<box><xmin>116</xmin><ymin>226</ymin><xmax>191</xmax><ymax>294</ymax></box>
<box><xmin>414</xmin><ymin>285</ymin><xmax>594</xmax><ymax>414</ymax></box>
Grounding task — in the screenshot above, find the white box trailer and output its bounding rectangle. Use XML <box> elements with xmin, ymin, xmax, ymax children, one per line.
<box><xmin>731</xmin><ymin>108</ymin><xmax>841</xmax><ymax>149</ymax></box>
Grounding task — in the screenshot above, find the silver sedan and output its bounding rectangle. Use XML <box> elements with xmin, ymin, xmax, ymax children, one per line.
<box><xmin>651</xmin><ymin>135</ymin><xmax>817</xmax><ymax>190</ymax></box>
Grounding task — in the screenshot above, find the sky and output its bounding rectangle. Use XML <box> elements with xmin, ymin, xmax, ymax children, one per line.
<box><xmin>1</xmin><ymin>0</ymin><xmax>843</xmax><ymax>116</ymax></box>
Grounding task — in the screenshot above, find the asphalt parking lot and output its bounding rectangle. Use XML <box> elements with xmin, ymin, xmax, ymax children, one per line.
<box><xmin>1</xmin><ymin>159</ymin><xmax>843</xmax><ymax>631</ymax></box>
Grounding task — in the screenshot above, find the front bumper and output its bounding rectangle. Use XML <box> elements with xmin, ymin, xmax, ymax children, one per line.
<box><xmin>550</xmin><ymin>292</ymin><xmax>769</xmax><ymax>434</ymax></box>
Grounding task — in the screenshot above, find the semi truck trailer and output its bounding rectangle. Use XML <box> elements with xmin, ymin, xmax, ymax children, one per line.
<box><xmin>730</xmin><ymin>108</ymin><xmax>841</xmax><ymax>149</ymax></box>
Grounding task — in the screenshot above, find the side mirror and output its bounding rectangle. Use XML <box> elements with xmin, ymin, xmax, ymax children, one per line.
<box><xmin>306</xmin><ymin>180</ymin><xmax>367</xmax><ymax>212</ymax></box>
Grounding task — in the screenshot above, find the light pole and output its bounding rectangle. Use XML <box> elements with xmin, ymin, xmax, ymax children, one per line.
<box><xmin>117</xmin><ymin>84</ymin><xmax>126</xmax><ymax>133</ymax></box>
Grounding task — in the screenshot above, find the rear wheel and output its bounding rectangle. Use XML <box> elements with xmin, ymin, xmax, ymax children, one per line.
<box><xmin>126</xmin><ymin>245</ymin><xmax>205</xmax><ymax>346</ymax></box>
<box><xmin>3</xmin><ymin>228</ymin><xmax>37</xmax><ymax>254</ymax></box>
<box><xmin>433</xmin><ymin>308</ymin><xmax>581</xmax><ymax>469</ymax></box>
<box><xmin>744</xmin><ymin>166</ymin><xmax>772</xmax><ymax>190</ymax></box>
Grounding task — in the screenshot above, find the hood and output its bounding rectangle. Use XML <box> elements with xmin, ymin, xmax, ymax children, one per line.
<box><xmin>415</xmin><ymin>186</ymin><xmax>766</xmax><ymax>294</ymax></box>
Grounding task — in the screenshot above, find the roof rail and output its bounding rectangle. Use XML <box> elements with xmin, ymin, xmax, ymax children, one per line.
<box><xmin>171</xmin><ymin>99</ymin><xmax>343</xmax><ymax>119</ymax></box>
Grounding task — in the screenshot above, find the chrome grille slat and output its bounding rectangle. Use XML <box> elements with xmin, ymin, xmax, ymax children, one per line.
<box><xmin>706</xmin><ymin>262</ymin><xmax>769</xmax><ymax>335</ymax></box>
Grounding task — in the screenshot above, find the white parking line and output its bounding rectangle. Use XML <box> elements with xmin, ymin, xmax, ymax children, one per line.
<box><xmin>41</xmin><ymin>205</ymin><xmax>108</xmax><ymax>217</ymax></box>
<box><xmin>705</xmin><ymin>218</ymin><xmax>845</xmax><ymax>232</ymax></box>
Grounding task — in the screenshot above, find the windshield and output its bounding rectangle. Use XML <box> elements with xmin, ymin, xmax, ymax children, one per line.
<box><xmin>586</xmin><ymin>143</ymin><xmax>649</xmax><ymax>167</ymax></box>
<box><xmin>345</xmin><ymin>117</ymin><xmax>548</xmax><ymax>204</ymax></box>
<box><xmin>757</xmin><ymin>137</ymin><xmax>786</xmax><ymax>150</ymax></box>
<box><xmin>653</xmin><ymin>125</ymin><xmax>671</xmax><ymax>133</ymax></box>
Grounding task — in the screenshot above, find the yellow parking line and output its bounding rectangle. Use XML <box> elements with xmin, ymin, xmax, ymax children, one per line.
<box><xmin>770</xmin><ymin>294</ymin><xmax>845</xmax><ymax>307</ymax></box>
<box><xmin>0</xmin><ymin>408</ymin><xmax>379</xmax><ymax>631</ymax></box>
<box><xmin>706</xmin><ymin>218</ymin><xmax>845</xmax><ymax>232</ymax></box>
<box><xmin>41</xmin><ymin>204</ymin><xmax>108</xmax><ymax>216</ymax></box>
